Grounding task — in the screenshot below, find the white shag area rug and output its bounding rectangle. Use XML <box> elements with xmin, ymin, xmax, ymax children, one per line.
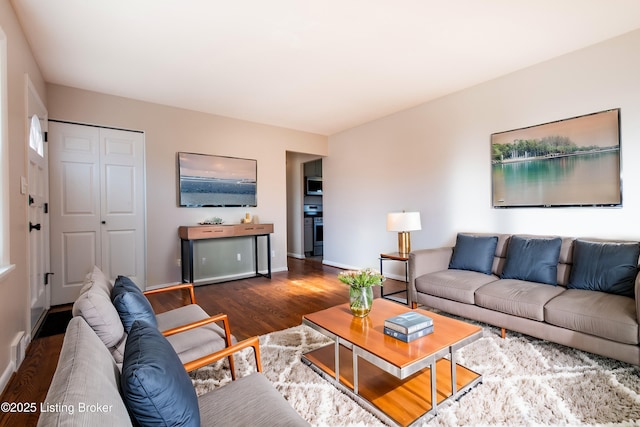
<box><xmin>190</xmin><ymin>322</ymin><xmax>640</xmax><ymax>427</ymax></box>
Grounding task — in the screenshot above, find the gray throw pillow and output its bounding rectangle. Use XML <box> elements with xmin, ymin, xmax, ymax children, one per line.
<box><xmin>72</xmin><ymin>287</ymin><xmax>127</xmax><ymax>363</ymax></box>
<box><xmin>448</xmin><ymin>234</ymin><xmax>498</xmax><ymax>275</ymax></box>
<box><xmin>568</xmin><ymin>240</ymin><xmax>639</xmax><ymax>297</ymax></box>
<box><xmin>501</xmin><ymin>236</ymin><xmax>562</xmax><ymax>285</ymax></box>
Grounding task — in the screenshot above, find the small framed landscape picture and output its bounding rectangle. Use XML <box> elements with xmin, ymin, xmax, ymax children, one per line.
<box><xmin>491</xmin><ymin>109</ymin><xmax>621</xmax><ymax>208</ymax></box>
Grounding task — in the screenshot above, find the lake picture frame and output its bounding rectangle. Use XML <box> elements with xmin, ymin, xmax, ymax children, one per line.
<box><xmin>491</xmin><ymin>109</ymin><xmax>621</xmax><ymax>208</ymax></box>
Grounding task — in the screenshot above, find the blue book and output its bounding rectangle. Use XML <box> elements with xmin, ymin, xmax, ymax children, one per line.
<box><xmin>384</xmin><ymin>325</ymin><xmax>434</xmax><ymax>342</ymax></box>
<box><xmin>384</xmin><ymin>311</ymin><xmax>433</xmax><ymax>334</ymax></box>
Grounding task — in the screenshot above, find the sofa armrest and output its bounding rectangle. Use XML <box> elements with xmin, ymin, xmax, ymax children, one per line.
<box><xmin>408</xmin><ymin>247</ymin><xmax>453</xmax><ymax>305</ymax></box>
<box><xmin>183</xmin><ymin>336</ymin><xmax>262</xmax><ymax>374</ymax></box>
<box><xmin>144</xmin><ymin>283</ymin><xmax>197</xmax><ymax>305</ymax></box>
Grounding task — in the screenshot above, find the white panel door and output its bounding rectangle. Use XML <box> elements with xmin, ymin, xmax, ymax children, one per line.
<box><xmin>100</xmin><ymin>128</ymin><xmax>145</xmax><ymax>287</ymax></box>
<box><xmin>49</xmin><ymin>122</ymin><xmax>101</xmax><ymax>305</ymax></box>
<box><xmin>49</xmin><ymin>122</ymin><xmax>146</xmax><ymax>304</ymax></box>
<box><xmin>28</xmin><ymin>115</ymin><xmax>49</xmax><ymax>332</ymax></box>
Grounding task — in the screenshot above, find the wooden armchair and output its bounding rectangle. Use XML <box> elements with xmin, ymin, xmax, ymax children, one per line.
<box><xmin>72</xmin><ymin>266</ymin><xmax>239</xmax><ymax>379</ymax></box>
<box><xmin>143</xmin><ymin>283</ymin><xmax>237</xmax><ymax>378</ymax></box>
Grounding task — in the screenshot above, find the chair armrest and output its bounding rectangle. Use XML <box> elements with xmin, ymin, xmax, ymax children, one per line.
<box><xmin>165</xmin><ymin>312</ymin><xmax>237</xmax><ymax>379</ymax></box>
<box><xmin>183</xmin><ymin>336</ymin><xmax>262</xmax><ymax>374</ymax></box>
<box><xmin>144</xmin><ymin>283</ymin><xmax>197</xmax><ymax>305</ymax></box>
<box><xmin>162</xmin><ymin>313</ymin><xmax>234</xmax><ymax>348</ymax></box>
<box><xmin>408</xmin><ymin>247</ymin><xmax>453</xmax><ymax>305</ymax></box>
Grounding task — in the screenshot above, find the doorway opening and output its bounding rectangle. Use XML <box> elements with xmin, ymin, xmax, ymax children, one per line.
<box><xmin>285</xmin><ymin>152</ymin><xmax>324</xmax><ymax>263</ymax></box>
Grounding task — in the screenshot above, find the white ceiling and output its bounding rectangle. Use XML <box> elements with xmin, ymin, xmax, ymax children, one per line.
<box><xmin>11</xmin><ymin>0</ymin><xmax>640</xmax><ymax>135</ymax></box>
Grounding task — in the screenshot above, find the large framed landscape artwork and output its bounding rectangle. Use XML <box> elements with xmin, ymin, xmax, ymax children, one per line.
<box><xmin>178</xmin><ymin>152</ymin><xmax>258</xmax><ymax>207</ymax></box>
<box><xmin>491</xmin><ymin>109</ymin><xmax>621</xmax><ymax>208</ymax></box>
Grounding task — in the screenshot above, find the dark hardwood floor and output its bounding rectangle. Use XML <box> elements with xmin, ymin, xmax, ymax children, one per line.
<box><xmin>0</xmin><ymin>257</ymin><xmax>406</xmax><ymax>426</ymax></box>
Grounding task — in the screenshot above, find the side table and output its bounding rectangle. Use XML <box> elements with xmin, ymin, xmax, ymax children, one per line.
<box><xmin>379</xmin><ymin>252</ymin><xmax>409</xmax><ymax>305</ymax></box>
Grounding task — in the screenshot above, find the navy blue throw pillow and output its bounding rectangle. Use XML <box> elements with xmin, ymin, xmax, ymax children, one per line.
<box><xmin>112</xmin><ymin>275</ymin><xmax>157</xmax><ymax>333</ymax></box>
<box><xmin>122</xmin><ymin>320</ymin><xmax>200</xmax><ymax>427</ymax></box>
<box><xmin>501</xmin><ymin>236</ymin><xmax>562</xmax><ymax>285</ymax></box>
<box><xmin>568</xmin><ymin>240</ymin><xmax>639</xmax><ymax>297</ymax></box>
<box><xmin>448</xmin><ymin>234</ymin><xmax>498</xmax><ymax>275</ymax></box>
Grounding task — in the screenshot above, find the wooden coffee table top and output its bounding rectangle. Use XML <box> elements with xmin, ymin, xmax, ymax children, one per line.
<box><xmin>303</xmin><ymin>298</ymin><xmax>482</xmax><ymax>370</ymax></box>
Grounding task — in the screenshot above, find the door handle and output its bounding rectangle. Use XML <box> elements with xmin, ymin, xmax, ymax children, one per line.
<box><xmin>29</xmin><ymin>222</ymin><xmax>41</xmax><ymax>232</ymax></box>
<box><xmin>44</xmin><ymin>272</ymin><xmax>54</xmax><ymax>285</ymax></box>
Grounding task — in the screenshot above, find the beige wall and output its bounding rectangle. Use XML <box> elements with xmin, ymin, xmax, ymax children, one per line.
<box><xmin>0</xmin><ymin>0</ymin><xmax>48</xmax><ymax>388</ymax></box>
<box><xmin>324</xmin><ymin>29</ymin><xmax>640</xmax><ymax>275</ymax></box>
<box><xmin>46</xmin><ymin>85</ymin><xmax>328</xmax><ymax>286</ymax></box>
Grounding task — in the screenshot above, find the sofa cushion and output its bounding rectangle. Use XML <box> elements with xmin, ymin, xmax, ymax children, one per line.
<box><xmin>544</xmin><ymin>289</ymin><xmax>638</xmax><ymax>345</ymax></box>
<box><xmin>415</xmin><ymin>270</ymin><xmax>499</xmax><ymax>305</ymax></box>
<box><xmin>112</xmin><ymin>276</ymin><xmax>158</xmax><ymax>333</ymax></box>
<box><xmin>121</xmin><ymin>320</ymin><xmax>200</xmax><ymax>427</ymax></box>
<box><xmin>448</xmin><ymin>233</ymin><xmax>499</xmax><ymax>275</ymax></box>
<box><xmin>37</xmin><ymin>317</ymin><xmax>133</xmax><ymax>427</ymax></box>
<box><xmin>501</xmin><ymin>236</ymin><xmax>562</xmax><ymax>285</ymax></box>
<box><xmin>475</xmin><ymin>279</ymin><xmax>565</xmax><ymax>321</ymax></box>
<box><xmin>567</xmin><ymin>240</ymin><xmax>640</xmax><ymax>298</ymax></box>
<box><xmin>198</xmin><ymin>372</ymin><xmax>310</xmax><ymax>427</ymax></box>
<box><xmin>72</xmin><ymin>277</ymin><xmax>127</xmax><ymax>363</ymax></box>
<box><xmin>155</xmin><ymin>304</ymin><xmax>214</xmax><ymax>331</ymax></box>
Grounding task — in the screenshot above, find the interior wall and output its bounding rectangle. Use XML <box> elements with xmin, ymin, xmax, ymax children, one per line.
<box><xmin>324</xmin><ymin>29</ymin><xmax>640</xmax><ymax>273</ymax></box>
<box><xmin>0</xmin><ymin>0</ymin><xmax>47</xmax><ymax>389</ymax></box>
<box><xmin>46</xmin><ymin>84</ymin><xmax>328</xmax><ymax>286</ymax></box>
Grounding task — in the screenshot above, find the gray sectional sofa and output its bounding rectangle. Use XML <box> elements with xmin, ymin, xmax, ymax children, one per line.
<box><xmin>409</xmin><ymin>233</ymin><xmax>640</xmax><ymax>365</ymax></box>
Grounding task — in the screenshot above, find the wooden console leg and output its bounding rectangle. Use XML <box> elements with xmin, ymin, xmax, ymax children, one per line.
<box><xmin>411</xmin><ymin>302</ymin><xmax>418</xmax><ymax>309</ymax></box>
<box><xmin>501</xmin><ymin>328</ymin><xmax>506</xmax><ymax>339</ymax></box>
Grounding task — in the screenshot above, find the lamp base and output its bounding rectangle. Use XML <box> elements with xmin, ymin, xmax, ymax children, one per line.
<box><xmin>397</xmin><ymin>232</ymin><xmax>411</xmax><ymax>255</ymax></box>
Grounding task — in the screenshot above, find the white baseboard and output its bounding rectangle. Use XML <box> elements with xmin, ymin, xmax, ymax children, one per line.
<box><xmin>381</xmin><ymin>272</ymin><xmax>407</xmax><ymax>282</ymax></box>
<box><xmin>194</xmin><ymin>272</ymin><xmax>259</xmax><ymax>284</ymax></box>
<box><xmin>0</xmin><ymin>361</ymin><xmax>15</xmax><ymax>396</ymax></box>
<box><xmin>321</xmin><ymin>259</ymin><xmax>361</xmax><ymax>270</ymax></box>
<box><xmin>145</xmin><ymin>266</ymin><xmax>289</xmax><ymax>290</ymax></box>
<box><xmin>319</xmin><ymin>260</ymin><xmax>406</xmax><ymax>282</ymax></box>
<box><xmin>145</xmin><ymin>281</ymin><xmax>182</xmax><ymax>291</ymax></box>
<box><xmin>287</xmin><ymin>252</ymin><xmax>305</xmax><ymax>259</ymax></box>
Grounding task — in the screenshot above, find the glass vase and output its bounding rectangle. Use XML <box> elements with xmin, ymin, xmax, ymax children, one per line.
<box><xmin>349</xmin><ymin>286</ymin><xmax>373</xmax><ymax>317</ymax></box>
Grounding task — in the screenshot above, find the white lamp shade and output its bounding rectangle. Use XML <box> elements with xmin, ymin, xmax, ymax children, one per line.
<box><xmin>386</xmin><ymin>212</ymin><xmax>421</xmax><ymax>232</ymax></box>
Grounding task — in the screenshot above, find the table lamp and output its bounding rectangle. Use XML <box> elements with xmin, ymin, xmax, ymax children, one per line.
<box><xmin>386</xmin><ymin>211</ymin><xmax>421</xmax><ymax>254</ymax></box>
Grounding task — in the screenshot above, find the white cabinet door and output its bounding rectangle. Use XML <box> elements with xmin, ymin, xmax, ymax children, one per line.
<box><xmin>49</xmin><ymin>122</ymin><xmax>145</xmax><ymax>304</ymax></box>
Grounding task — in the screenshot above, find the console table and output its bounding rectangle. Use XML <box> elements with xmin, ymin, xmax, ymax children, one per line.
<box><xmin>178</xmin><ymin>223</ymin><xmax>273</xmax><ymax>284</ymax></box>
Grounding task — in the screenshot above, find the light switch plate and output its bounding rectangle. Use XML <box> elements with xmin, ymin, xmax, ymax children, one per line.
<box><xmin>20</xmin><ymin>176</ymin><xmax>27</xmax><ymax>195</ymax></box>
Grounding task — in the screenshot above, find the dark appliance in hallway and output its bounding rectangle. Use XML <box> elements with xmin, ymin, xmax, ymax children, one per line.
<box><xmin>304</xmin><ymin>204</ymin><xmax>323</xmax><ymax>257</ymax></box>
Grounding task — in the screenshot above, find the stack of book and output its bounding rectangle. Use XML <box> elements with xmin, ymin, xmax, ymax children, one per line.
<box><xmin>384</xmin><ymin>311</ymin><xmax>434</xmax><ymax>342</ymax></box>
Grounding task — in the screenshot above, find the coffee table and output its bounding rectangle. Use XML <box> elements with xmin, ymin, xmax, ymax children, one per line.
<box><xmin>301</xmin><ymin>299</ymin><xmax>482</xmax><ymax>427</ymax></box>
